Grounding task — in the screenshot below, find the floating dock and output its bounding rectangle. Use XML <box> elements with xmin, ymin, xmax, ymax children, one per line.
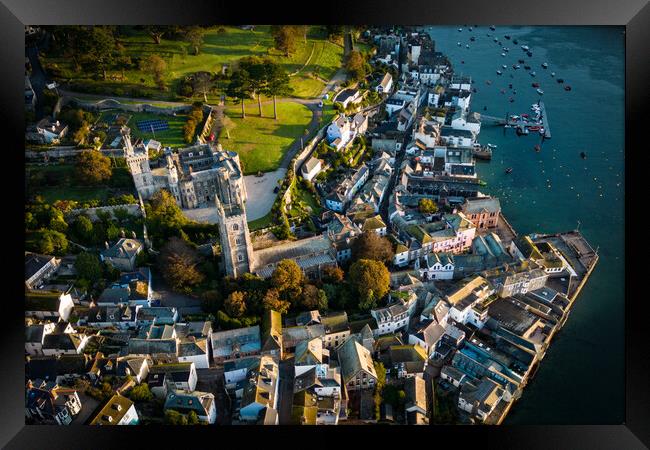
<box><xmin>481</xmin><ymin>101</ymin><xmax>551</xmax><ymax>139</ymax></box>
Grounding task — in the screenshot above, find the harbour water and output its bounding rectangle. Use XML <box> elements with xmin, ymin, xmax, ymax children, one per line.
<box><xmin>425</xmin><ymin>26</ymin><xmax>625</xmax><ymax>424</ymax></box>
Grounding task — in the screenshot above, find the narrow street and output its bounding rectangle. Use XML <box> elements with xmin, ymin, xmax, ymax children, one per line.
<box><xmin>277</xmin><ymin>357</ymin><xmax>295</xmax><ymax>425</ymax></box>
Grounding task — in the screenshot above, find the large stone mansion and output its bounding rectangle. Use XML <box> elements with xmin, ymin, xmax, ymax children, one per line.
<box><xmin>122</xmin><ymin>126</ymin><xmax>254</xmax><ymax>277</ymax></box>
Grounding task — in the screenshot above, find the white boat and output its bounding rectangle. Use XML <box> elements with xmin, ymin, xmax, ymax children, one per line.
<box><xmin>496</xmin><ymin>70</ymin><xmax>502</xmax><ymax>75</ymax></box>
<box><xmin>530</xmin><ymin>71</ymin><xmax>536</xmax><ymax>77</ymax></box>
<box><xmin>537</xmin><ymin>89</ymin><xmax>544</xmax><ymax>95</ymax></box>
<box><xmin>521</xmin><ymin>45</ymin><xmax>529</xmax><ymax>51</ymax></box>
<box><xmin>466</xmin><ymin>44</ymin><xmax>470</xmax><ymax>48</ymax></box>
<box><xmin>539</xmin><ymin>128</ymin><xmax>546</xmax><ymax>135</ymax></box>
<box><xmin>501</xmin><ymin>53</ymin><xmax>506</xmax><ymax>57</ymax></box>
<box><xmin>502</xmin><ymin>65</ymin><xmax>507</xmax><ymax>69</ymax></box>
<box><xmin>458</xmin><ymin>28</ymin><xmax>463</xmax><ymax>32</ymax></box>
<box><xmin>487</xmin><ymin>143</ymin><xmax>498</xmax><ymax>148</ymax></box>
<box><xmin>542</xmin><ymin>62</ymin><xmax>549</xmax><ymax>68</ymax></box>
<box><xmin>551</xmin><ymin>72</ymin><xmax>556</xmax><ymax>77</ymax></box>
<box><xmin>458</xmin><ymin>42</ymin><xmax>462</xmax><ymax>46</ymax></box>
<box><xmin>494</xmin><ymin>37</ymin><xmax>498</xmax><ymax>42</ymax></box>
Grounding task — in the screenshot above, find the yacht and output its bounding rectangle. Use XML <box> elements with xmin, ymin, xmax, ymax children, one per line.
<box><xmin>521</xmin><ymin>45</ymin><xmax>530</xmax><ymax>51</ymax></box>
<box><xmin>551</xmin><ymin>72</ymin><xmax>556</xmax><ymax>77</ymax></box>
<box><xmin>501</xmin><ymin>53</ymin><xmax>506</xmax><ymax>57</ymax></box>
<box><xmin>537</xmin><ymin>88</ymin><xmax>544</xmax><ymax>95</ymax></box>
<box><xmin>530</xmin><ymin>71</ymin><xmax>536</xmax><ymax>77</ymax></box>
<box><xmin>496</xmin><ymin>70</ymin><xmax>502</xmax><ymax>75</ymax></box>
<box><xmin>542</xmin><ymin>62</ymin><xmax>549</xmax><ymax>69</ymax></box>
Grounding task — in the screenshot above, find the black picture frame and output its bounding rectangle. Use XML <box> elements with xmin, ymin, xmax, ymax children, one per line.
<box><xmin>2</xmin><ymin>0</ymin><xmax>647</xmax><ymax>448</ymax></box>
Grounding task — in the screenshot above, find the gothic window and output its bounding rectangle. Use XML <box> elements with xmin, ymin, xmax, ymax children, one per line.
<box><xmin>232</xmin><ymin>224</ymin><xmax>239</xmax><ymax>231</ymax></box>
<box><xmin>235</xmin><ymin>238</ymin><xmax>241</xmax><ymax>245</ymax></box>
<box><xmin>237</xmin><ymin>254</ymin><xmax>244</xmax><ymax>262</ymax></box>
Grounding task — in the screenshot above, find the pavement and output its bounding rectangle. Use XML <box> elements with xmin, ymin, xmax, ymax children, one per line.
<box><xmin>243</xmin><ymin>169</ymin><xmax>287</xmax><ymax>221</ymax></box>
<box><xmin>150</xmin><ymin>270</ymin><xmax>203</xmax><ymax>315</ymax></box>
<box><xmin>181</xmin><ymin>207</ymin><xmax>221</xmax><ymax>224</ymax></box>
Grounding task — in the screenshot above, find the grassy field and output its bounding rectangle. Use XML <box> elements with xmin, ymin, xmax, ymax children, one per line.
<box><xmin>247</xmin><ymin>211</ymin><xmax>273</xmax><ymax>231</ymax></box>
<box><xmin>44</xmin><ymin>25</ymin><xmax>343</xmax><ymax>102</ymax></box>
<box><xmin>26</xmin><ymin>163</ymin><xmax>134</xmax><ymax>204</ymax></box>
<box><xmin>221</xmin><ymin>101</ymin><xmax>312</xmax><ymax>174</ymax></box>
<box><xmin>124</xmin><ymin>111</ymin><xmax>191</xmax><ymax>148</ymax></box>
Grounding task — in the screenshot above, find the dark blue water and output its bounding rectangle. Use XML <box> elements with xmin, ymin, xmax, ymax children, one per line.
<box><xmin>426</xmin><ymin>26</ymin><xmax>625</xmax><ymax>424</ymax></box>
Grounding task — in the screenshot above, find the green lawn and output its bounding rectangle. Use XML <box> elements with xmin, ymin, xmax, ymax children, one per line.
<box><xmin>125</xmin><ymin>111</ymin><xmax>191</xmax><ymax>148</ymax></box>
<box><xmin>44</xmin><ymin>25</ymin><xmax>343</xmax><ymax>102</ymax></box>
<box><xmin>26</xmin><ymin>163</ymin><xmax>134</xmax><ymax>204</ymax></box>
<box><xmin>247</xmin><ymin>212</ymin><xmax>273</xmax><ymax>231</ymax></box>
<box><xmin>221</xmin><ymin>101</ymin><xmax>312</xmax><ymax>174</ymax></box>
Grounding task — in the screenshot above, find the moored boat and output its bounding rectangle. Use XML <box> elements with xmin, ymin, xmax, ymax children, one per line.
<box><xmin>580</xmin><ymin>151</ymin><xmax>587</xmax><ymax>159</ymax></box>
<box><xmin>505</xmin><ymin>167</ymin><xmax>513</xmax><ymax>174</ymax></box>
<box><xmin>565</xmin><ymin>85</ymin><xmax>572</xmax><ymax>91</ymax></box>
<box><xmin>496</xmin><ymin>70</ymin><xmax>502</xmax><ymax>75</ymax></box>
<box><xmin>472</xmin><ymin>144</ymin><xmax>493</xmax><ymax>160</ymax></box>
<box><xmin>542</xmin><ymin>62</ymin><xmax>549</xmax><ymax>68</ymax></box>
<box><xmin>537</xmin><ymin>88</ymin><xmax>544</xmax><ymax>95</ymax></box>
<box><xmin>534</xmin><ymin>144</ymin><xmax>541</xmax><ymax>152</ymax></box>
<box><xmin>532</xmin><ymin>82</ymin><xmax>540</xmax><ymax>88</ymax></box>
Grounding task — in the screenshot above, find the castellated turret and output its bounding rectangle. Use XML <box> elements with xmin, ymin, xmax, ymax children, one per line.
<box><xmin>122</xmin><ymin>126</ymin><xmax>156</xmax><ymax>199</ymax></box>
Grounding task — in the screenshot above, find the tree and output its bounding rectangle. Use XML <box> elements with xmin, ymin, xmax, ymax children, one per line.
<box><xmin>141</xmin><ymin>54</ymin><xmax>167</xmax><ymax>90</ymax></box>
<box><xmin>238</xmin><ymin>57</ymin><xmax>268</xmax><ymax>117</ymax></box>
<box><xmin>193</xmin><ymin>72</ymin><xmax>214</xmax><ymax>103</ymax></box>
<box><xmin>325</xmin><ymin>25</ymin><xmax>344</xmax><ymax>40</ymax></box>
<box><xmin>270</xmin><ymin>259</ymin><xmax>304</xmax><ymax>296</ymax></box>
<box><xmin>301</xmin><ymin>284</ymin><xmax>328</xmax><ymax>311</ymax></box>
<box><xmin>201</xmin><ymin>290</ymin><xmax>222</xmax><ymax>315</ymax></box>
<box><xmin>226</xmin><ymin>68</ymin><xmax>254</xmax><ymax>119</ymax></box>
<box><xmin>72</xmin><ymin>215</ymin><xmax>94</xmax><ymax>243</ymax></box>
<box><xmin>224</xmin><ymin>291</ymin><xmax>247</xmax><ymax>318</ymax></box>
<box><xmin>186</xmin><ymin>410</ymin><xmax>200</xmax><ymax>425</ymax></box>
<box><xmin>145</xmin><ymin>26</ymin><xmax>167</xmax><ymax>44</ymax></box>
<box><xmin>78</xmin><ymin>27</ymin><xmax>117</xmax><ymax>80</ymax></box>
<box><xmin>322</xmin><ymin>266</ymin><xmax>344</xmax><ymax>284</ymax></box>
<box><xmin>352</xmin><ymin>231</ymin><xmax>394</xmax><ymax>264</ymax></box>
<box><xmin>348</xmin><ymin>259</ymin><xmax>390</xmax><ymax>311</ymax></box>
<box><xmin>146</xmin><ymin>190</ymin><xmax>188</xmax><ymax>241</ymax></box>
<box><xmin>418</xmin><ymin>198</ymin><xmax>438</xmax><ymax>214</ymax></box>
<box><xmin>73</xmin><ymin>123</ymin><xmax>91</xmax><ymax>146</ymax></box>
<box><xmin>164</xmin><ymin>409</ymin><xmax>188</xmax><ymax>425</ymax></box>
<box><xmin>270</xmin><ymin>26</ymin><xmax>299</xmax><ymax>57</ymax></box>
<box><xmin>262</xmin><ymin>288</ymin><xmax>290</xmax><ymax>315</ymax></box>
<box><xmin>28</xmin><ymin>229</ymin><xmax>68</xmax><ymax>255</ymax></box>
<box><xmin>129</xmin><ymin>383</ymin><xmax>153</xmax><ymax>402</ymax></box>
<box><xmin>76</xmin><ymin>150</ymin><xmax>112</xmax><ymax>184</ymax></box>
<box><xmin>263</xmin><ymin>59</ymin><xmax>293</xmax><ymax>120</ymax></box>
<box><xmin>185</xmin><ymin>27</ymin><xmax>205</xmax><ymax>55</ymax></box>
<box><xmin>345</xmin><ymin>50</ymin><xmax>368</xmax><ymax>81</ymax></box>
<box><xmin>75</xmin><ymin>252</ymin><xmax>103</xmax><ymax>283</ymax></box>
<box><xmin>159</xmin><ymin>237</ymin><xmax>205</xmax><ymax>292</ymax></box>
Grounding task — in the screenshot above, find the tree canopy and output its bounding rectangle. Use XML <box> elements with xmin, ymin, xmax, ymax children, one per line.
<box><xmin>418</xmin><ymin>198</ymin><xmax>438</xmax><ymax>214</ymax></box>
<box><xmin>76</xmin><ymin>150</ymin><xmax>112</xmax><ymax>184</ymax></box>
<box><xmin>74</xmin><ymin>252</ymin><xmax>103</xmax><ymax>283</ymax></box>
<box><xmin>224</xmin><ymin>291</ymin><xmax>247</xmax><ymax>318</ymax></box>
<box><xmin>158</xmin><ymin>237</ymin><xmax>205</xmax><ymax>292</ymax></box>
<box><xmin>348</xmin><ymin>259</ymin><xmax>390</xmax><ymax>311</ymax></box>
<box><xmin>352</xmin><ymin>231</ymin><xmax>394</xmax><ymax>264</ymax></box>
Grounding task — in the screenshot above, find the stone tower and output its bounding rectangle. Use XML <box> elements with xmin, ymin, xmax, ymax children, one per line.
<box><xmin>122</xmin><ymin>126</ymin><xmax>156</xmax><ymax>199</ymax></box>
<box><xmin>216</xmin><ymin>196</ymin><xmax>255</xmax><ymax>277</ymax></box>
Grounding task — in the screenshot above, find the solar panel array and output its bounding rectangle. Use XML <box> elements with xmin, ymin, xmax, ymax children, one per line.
<box><xmin>135</xmin><ymin>119</ymin><xmax>169</xmax><ymax>132</ymax></box>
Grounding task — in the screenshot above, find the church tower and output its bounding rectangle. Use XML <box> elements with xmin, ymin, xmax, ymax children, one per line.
<box><xmin>122</xmin><ymin>126</ymin><xmax>156</xmax><ymax>199</ymax></box>
<box><xmin>216</xmin><ymin>196</ymin><xmax>255</xmax><ymax>277</ymax></box>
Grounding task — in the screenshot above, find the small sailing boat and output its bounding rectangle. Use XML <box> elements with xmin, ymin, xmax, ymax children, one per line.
<box><xmin>580</xmin><ymin>152</ymin><xmax>587</xmax><ymax>159</ymax></box>
<box><xmin>505</xmin><ymin>167</ymin><xmax>513</xmax><ymax>174</ymax></box>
